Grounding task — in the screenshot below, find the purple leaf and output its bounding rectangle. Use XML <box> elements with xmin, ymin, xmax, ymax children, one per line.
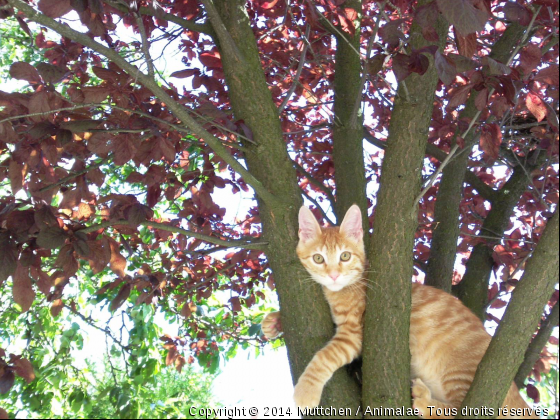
<box><xmin>435</xmin><ymin>51</ymin><xmax>457</xmax><ymax>85</ymax></box>
<box><xmin>436</xmin><ymin>0</ymin><xmax>489</xmax><ymax>36</ymax></box>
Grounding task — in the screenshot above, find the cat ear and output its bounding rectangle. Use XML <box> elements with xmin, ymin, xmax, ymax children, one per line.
<box><xmin>298</xmin><ymin>206</ymin><xmax>321</xmax><ymax>242</ymax></box>
<box><xmin>340</xmin><ymin>204</ymin><xmax>363</xmax><ymax>241</ymax></box>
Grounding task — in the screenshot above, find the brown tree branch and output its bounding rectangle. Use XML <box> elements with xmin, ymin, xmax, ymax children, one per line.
<box><xmin>66</xmin><ymin>304</ymin><xmax>130</xmax><ymax>353</ymax></box>
<box><xmin>39</xmin><ymin>156</ymin><xmax>109</xmax><ymax>192</ymax></box>
<box><xmin>332</xmin><ymin>0</ymin><xmax>369</xmax><ymax>245</ymax></box>
<box><xmin>415</xmin><ymin>9</ymin><xmax>539</xmax><ymax>210</ymax></box>
<box><xmin>364</xmin><ymin>128</ymin><xmax>498</xmax><ymax>202</ymax></box>
<box><xmin>0</xmin><ymin>103</ymin><xmax>100</xmax><ymax>125</ymax></box>
<box><xmin>293</xmin><ymin>160</ymin><xmax>336</xmax><ymax>206</ymax></box>
<box><xmin>362</xmin><ymin>4</ymin><xmax>450</xmax><ymax>412</ymax></box>
<box><xmin>301</xmin><ymin>190</ymin><xmax>335</xmax><ymax>226</ymax></box>
<box><xmin>209</xmin><ymin>0</ymin><xmax>361</xmax><ymax>411</ymax></box>
<box><xmin>413</xmin><ymin>112</ymin><xmax>486</xmax><ymax>209</ymax></box>
<box><xmin>134</xmin><ymin>11</ymin><xmax>155</xmax><ymax>78</ymax></box>
<box><xmin>0</xmin><ymin>102</ymin><xmax>245</xmax><ymax>151</ymax></box>
<box><xmin>349</xmin><ymin>7</ymin><xmax>382</xmax><ymax>129</ymax></box>
<box><xmin>200</xmin><ymin>0</ymin><xmax>244</xmax><ymax>64</ymax></box>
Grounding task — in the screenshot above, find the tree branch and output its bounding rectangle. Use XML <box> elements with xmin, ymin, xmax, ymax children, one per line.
<box><xmin>348</xmin><ymin>9</ymin><xmax>381</xmax><ymax>129</ymax></box>
<box><xmin>39</xmin><ymin>156</ymin><xmax>109</xmax><ymax>192</ymax></box>
<box><xmin>278</xmin><ymin>25</ymin><xmax>310</xmax><ymax>114</ymax></box>
<box><xmin>7</xmin><ymin>0</ymin><xmax>278</xmax><ymax>206</ymax></box>
<box><xmin>293</xmin><ymin>160</ymin><xmax>336</xmax><ymax>207</ymax></box>
<box><xmin>103</xmin><ymin>0</ymin><xmax>214</xmax><ymax>36</ymax></box>
<box><xmin>78</xmin><ymin>219</ymin><xmax>267</xmax><ymax>250</ymax></box>
<box><xmin>134</xmin><ymin>12</ymin><xmax>155</xmax><ymax>78</ymax></box>
<box><xmin>362</xmin><ymin>4</ymin><xmax>450</xmax><ymax>412</ymax></box>
<box><xmin>0</xmin><ymin>102</ymin><xmax>245</xmax><ymax>151</ymax></box>
<box><xmin>413</xmin><ymin>111</ymin><xmax>485</xmax><ymax>210</ymax></box>
<box><xmin>301</xmin><ymin>190</ymin><xmax>335</xmax><ymax>225</ymax></box>
<box><xmin>200</xmin><ymin>0</ymin><xmax>244</xmax><ymax>64</ymax></box>
<box><xmin>331</xmin><ymin>0</ymin><xmax>369</xmax><ymax>244</ymax></box>
<box><xmin>364</xmin><ymin>128</ymin><xmax>498</xmax><ymax>202</ymax></box>
<box><xmin>415</xmin><ymin>7</ymin><xmax>540</xmax><ymax>210</ymax></box>
<box><xmin>456</xmin><ymin>207</ymin><xmax>558</xmax><ymax>418</ymax></box>
<box><xmin>66</xmin><ymin>304</ymin><xmax>130</xmax><ymax>353</ymax></box>
<box><xmin>454</xmin><ymin>151</ymin><xmax>549</xmax><ymax>319</ymax></box>
<box><xmin>209</xmin><ymin>0</ymin><xmax>361</xmax><ymax>411</ymax></box>
<box><xmin>514</xmin><ymin>300</ymin><xmax>559</xmax><ymax>389</ymax></box>
<box><xmin>425</xmin><ymin>16</ymin><xmax>538</xmax><ymax>292</ymax></box>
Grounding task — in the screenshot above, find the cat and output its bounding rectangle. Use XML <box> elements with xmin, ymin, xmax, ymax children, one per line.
<box><xmin>261</xmin><ymin>205</ymin><xmax>536</xmax><ymax>419</ymax></box>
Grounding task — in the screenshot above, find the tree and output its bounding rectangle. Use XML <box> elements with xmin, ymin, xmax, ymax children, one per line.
<box><xmin>0</xmin><ymin>0</ymin><xmax>558</xmax><ymax>418</ymax></box>
<box><xmin>86</xmin><ymin>361</ymin><xmax>217</xmax><ymax>419</ymax></box>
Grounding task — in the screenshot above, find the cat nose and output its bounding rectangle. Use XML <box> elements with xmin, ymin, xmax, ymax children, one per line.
<box><xmin>329</xmin><ymin>272</ymin><xmax>340</xmax><ymax>281</ymax></box>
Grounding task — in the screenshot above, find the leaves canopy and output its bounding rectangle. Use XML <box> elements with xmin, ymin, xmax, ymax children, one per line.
<box><xmin>0</xmin><ymin>0</ymin><xmax>558</xmax><ymax>417</ymax></box>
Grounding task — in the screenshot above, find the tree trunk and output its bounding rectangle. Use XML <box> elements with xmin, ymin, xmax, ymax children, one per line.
<box><xmin>362</xmin><ymin>4</ymin><xmax>449</xmax><ymax>415</ymax></box>
<box><xmin>332</xmin><ymin>0</ymin><xmax>369</xmax><ymax>238</ymax></box>
<box><xmin>211</xmin><ymin>0</ymin><xmax>362</xmax><ymax>412</ymax></box>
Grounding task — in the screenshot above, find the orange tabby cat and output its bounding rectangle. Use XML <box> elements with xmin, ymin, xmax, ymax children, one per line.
<box><xmin>262</xmin><ymin>205</ymin><xmax>535</xmax><ymax>418</ymax></box>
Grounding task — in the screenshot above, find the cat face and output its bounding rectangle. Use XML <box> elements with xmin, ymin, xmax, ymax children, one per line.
<box><xmin>296</xmin><ymin>205</ymin><xmax>365</xmax><ymax>292</ymax></box>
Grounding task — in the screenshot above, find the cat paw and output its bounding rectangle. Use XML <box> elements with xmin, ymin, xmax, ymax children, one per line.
<box><xmin>293</xmin><ymin>379</ymin><xmax>323</xmax><ymax>409</ymax></box>
<box><xmin>261</xmin><ymin>311</ymin><xmax>282</xmax><ymax>339</ymax></box>
<box><xmin>412</xmin><ymin>378</ymin><xmax>432</xmax><ymax>417</ymax></box>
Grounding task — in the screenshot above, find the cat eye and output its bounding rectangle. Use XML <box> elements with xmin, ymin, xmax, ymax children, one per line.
<box><xmin>340</xmin><ymin>251</ymin><xmax>352</xmax><ymax>262</ymax></box>
<box><xmin>312</xmin><ymin>254</ymin><xmax>324</xmax><ymax>264</ymax></box>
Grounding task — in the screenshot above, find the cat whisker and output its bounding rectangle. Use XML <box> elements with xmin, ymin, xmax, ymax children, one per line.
<box><xmin>348</xmin><ymin>283</ymin><xmax>371</xmax><ymax>303</ymax></box>
<box><xmin>357</xmin><ymin>280</ymin><xmax>392</xmax><ymax>299</ymax></box>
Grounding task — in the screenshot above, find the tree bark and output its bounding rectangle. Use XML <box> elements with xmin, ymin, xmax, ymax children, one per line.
<box><xmin>361</xmin><ymin>3</ymin><xmax>449</xmax><ymax>415</ymax></box>
<box><xmin>332</xmin><ymin>0</ymin><xmax>369</xmax><ymax>238</ymax></box>
<box><xmin>514</xmin><ymin>300</ymin><xmax>559</xmax><ymax>389</ymax></box>
<box><xmin>456</xmin><ymin>207</ymin><xmax>559</xmax><ymax>419</ymax></box>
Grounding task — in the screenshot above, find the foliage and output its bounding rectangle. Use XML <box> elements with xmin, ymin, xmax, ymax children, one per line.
<box><xmin>87</xmin><ymin>361</ymin><xmax>217</xmax><ymax>419</ymax></box>
<box><xmin>0</xmin><ymin>0</ymin><xmax>558</xmax><ymax>417</ymax></box>
<box><xmin>0</xmin><ymin>261</ymin><xmax>219</xmax><ymax>418</ymax></box>
<box><xmin>0</xmin><ymin>18</ymin><xmax>43</xmax><ymax>81</ymax></box>
<box><xmin>528</xmin><ymin>364</ymin><xmax>559</xmax><ymax>419</ymax></box>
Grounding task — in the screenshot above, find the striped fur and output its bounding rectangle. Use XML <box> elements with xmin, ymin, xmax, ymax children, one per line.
<box><xmin>262</xmin><ymin>205</ymin><xmax>535</xmax><ymax>418</ymax></box>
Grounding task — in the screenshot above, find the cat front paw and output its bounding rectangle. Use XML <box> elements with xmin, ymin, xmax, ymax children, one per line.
<box><xmin>293</xmin><ymin>379</ymin><xmax>323</xmax><ymax>409</ymax></box>
<box><xmin>261</xmin><ymin>311</ymin><xmax>282</xmax><ymax>339</ymax></box>
<box><xmin>412</xmin><ymin>378</ymin><xmax>432</xmax><ymax>417</ymax></box>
